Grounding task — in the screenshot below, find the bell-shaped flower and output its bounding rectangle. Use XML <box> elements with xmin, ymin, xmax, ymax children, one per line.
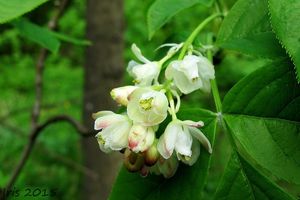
<box><xmin>128</xmin><ymin>124</ymin><xmax>155</xmax><ymax>153</ymax></box>
<box><xmin>165</xmin><ymin>55</ymin><xmax>215</xmax><ymax>94</ymax></box>
<box><xmin>127</xmin><ymin>87</ymin><xmax>168</xmax><ymax>126</ymax></box>
<box><xmin>110</xmin><ymin>86</ymin><xmax>138</xmax><ymax>106</ymax></box>
<box><xmin>93</xmin><ymin>111</ymin><xmax>132</xmax><ymax>153</ymax></box>
<box><xmin>127</xmin><ymin>44</ymin><xmax>160</xmax><ymax>86</ymax></box>
<box><xmin>157</xmin><ymin>120</ymin><xmax>212</xmax><ymax>162</ymax></box>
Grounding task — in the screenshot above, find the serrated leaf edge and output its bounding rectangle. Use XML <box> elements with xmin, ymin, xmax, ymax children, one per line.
<box><xmin>267</xmin><ymin>0</ymin><xmax>300</xmax><ymax>83</ymax></box>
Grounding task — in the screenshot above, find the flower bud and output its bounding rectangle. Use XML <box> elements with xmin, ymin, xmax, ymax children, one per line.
<box><xmin>157</xmin><ymin>154</ymin><xmax>179</xmax><ymax>178</ymax></box>
<box><xmin>139</xmin><ymin>165</ymin><xmax>150</xmax><ymax>177</ymax></box>
<box><xmin>110</xmin><ymin>86</ymin><xmax>138</xmax><ymax>106</ymax></box>
<box><xmin>128</xmin><ymin>124</ymin><xmax>155</xmax><ymax>153</ymax></box>
<box><xmin>143</xmin><ymin>140</ymin><xmax>159</xmax><ymax>166</ymax></box>
<box><xmin>124</xmin><ymin>149</ymin><xmax>145</xmax><ymax>172</ymax></box>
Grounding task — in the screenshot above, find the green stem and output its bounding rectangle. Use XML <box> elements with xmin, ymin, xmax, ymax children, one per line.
<box><xmin>167</xmin><ymin>92</ymin><xmax>177</xmax><ymax>120</ymax></box>
<box><xmin>178</xmin><ymin>13</ymin><xmax>223</xmax><ymax>60</ymax></box>
<box><xmin>207</xmin><ymin>34</ymin><xmax>222</xmax><ymax>113</ymax></box>
<box><xmin>210</xmin><ymin>79</ymin><xmax>222</xmax><ymax>113</ymax></box>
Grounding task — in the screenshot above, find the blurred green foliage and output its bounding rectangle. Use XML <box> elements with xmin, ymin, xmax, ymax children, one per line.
<box><xmin>0</xmin><ymin>0</ymin><xmax>269</xmax><ymax>199</ymax></box>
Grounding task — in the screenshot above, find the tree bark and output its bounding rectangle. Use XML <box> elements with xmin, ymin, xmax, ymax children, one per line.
<box><xmin>82</xmin><ymin>0</ymin><xmax>124</xmax><ymax>199</ymax></box>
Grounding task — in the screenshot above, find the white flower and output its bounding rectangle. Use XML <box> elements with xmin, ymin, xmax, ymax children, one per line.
<box><xmin>127</xmin><ymin>44</ymin><xmax>160</xmax><ymax>86</ymax></box>
<box><xmin>165</xmin><ymin>55</ymin><xmax>215</xmax><ymax>94</ymax></box>
<box><xmin>127</xmin><ymin>87</ymin><xmax>168</xmax><ymax>126</ymax></box>
<box><xmin>110</xmin><ymin>86</ymin><xmax>138</xmax><ymax>106</ymax></box>
<box><xmin>157</xmin><ymin>120</ymin><xmax>212</xmax><ymax>162</ymax></box>
<box><xmin>128</xmin><ymin>124</ymin><xmax>155</xmax><ymax>153</ymax></box>
<box><xmin>93</xmin><ymin>111</ymin><xmax>132</xmax><ymax>153</ymax></box>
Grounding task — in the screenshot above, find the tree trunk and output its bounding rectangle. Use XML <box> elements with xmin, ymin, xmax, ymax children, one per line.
<box><xmin>82</xmin><ymin>0</ymin><xmax>124</xmax><ymax>199</ymax></box>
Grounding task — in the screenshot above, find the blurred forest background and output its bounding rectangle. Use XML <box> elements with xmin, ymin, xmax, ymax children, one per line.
<box><xmin>0</xmin><ymin>0</ymin><xmax>269</xmax><ymax>199</ymax></box>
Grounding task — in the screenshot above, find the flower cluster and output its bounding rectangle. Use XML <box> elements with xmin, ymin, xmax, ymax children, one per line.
<box><xmin>93</xmin><ymin>43</ymin><xmax>215</xmax><ymax>178</ymax></box>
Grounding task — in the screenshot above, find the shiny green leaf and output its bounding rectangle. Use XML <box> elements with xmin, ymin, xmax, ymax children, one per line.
<box><xmin>215</xmin><ymin>153</ymin><xmax>295</xmax><ymax>200</ymax></box>
<box><xmin>268</xmin><ymin>0</ymin><xmax>300</xmax><ymax>82</ymax></box>
<box><xmin>217</xmin><ymin>0</ymin><xmax>285</xmax><ymax>58</ymax></box>
<box><xmin>223</xmin><ymin>59</ymin><xmax>300</xmax><ymax>184</ymax></box>
<box><xmin>0</xmin><ymin>0</ymin><xmax>48</xmax><ymax>24</ymax></box>
<box><xmin>12</xmin><ymin>18</ymin><xmax>60</xmax><ymax>53</ymax></box>
<box><xmin>147</xmin><ymin>0</ymin><xmax>214</xmax><ymax>39</ymax></box>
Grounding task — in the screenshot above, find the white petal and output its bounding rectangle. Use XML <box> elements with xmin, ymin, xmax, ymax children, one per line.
<box><xmin>179</xmin><ymin>140</ymin><xmax>200</xmax><ymax>166</ymax></box>
<box><xmin>127</xmin><ymin>60</ymin><xmax>140</xmax><ymax>77</ymax></box>
<box><xmin>173</xmin><ymin>68</ymin><xmax>202</xmax><ymax>94</ymax></box>
<box><xmin>166</xmin><ymin>59</ymin><xmax>203</xmax><ymax>94</ymax></box>
<box><xmin>179</xmin><ymin>55</ymin><xmax>200</xmax><ymax>80</ymax></box>
<box><xmin>94</xmin><ymin>113</ymin><xmax>124</xmax><ymax>130</ymax></box>
<box><xmin>95</xmin><ymin>132</ymin><xmax>112</xmax><ymax>153</ymax></box>
<box><xmin>132</xmin><ymin>62</ymin><xmax>159</xmax><ymax>86</ymax></box>
<box><xmin>200</xmin><ymin>78</ymin><xmax>211</xmax><ymax>93</ymax></box>
<box><xmin>110</xmin><ymin>86</ymin><xmax>138</xmax><ymax>106</ymax></box>
<box><xmin>92</xmin><ymin>110</ymin><xmax>114</xmax><ymax>120</ymax></box>
<box><xmin>131</xmin><ymin>43</ymin><xmax>150</xmax><ymax>63</ymax></box>
<box><xmin>157</xmin><ymin>122</ymin><xmax>179</xmax><ymax>159</ymax></box>
<box><xmin>104</xmin><ymin>121</ymin><xmax>131</xmax><ymax>151</ymax></box>
<box><xmin>174</xmin><ymin>126</ymin><xmax>192</xmax><ymax>157</ymax></box>
<box><xmin>165</xmin><ymin>61</ymin><xmax>180</xmax><ymax>80</ymax></box>
<box><xmin>182</xmin><ymin>120</ymin><xmax>204</xmax><ymax>128</ymax></box>
<box><xmin>197</xmin><ymin>56</ymin><xmax>215</xmax><ymax>79</ymax></box>
<box><xmin>189</xmin><ymin>127</ymin><xmax>212</xmax><ymax>154</ymax></box>
<box><xmin>127</xmin><ymin>88</ymin><xmax>168</xmax><ymax>126</ymax></box>
<box><xmin>156</xmin><ymin>43</ymin><xmax>183</xmax><ymax>55</ymax></box>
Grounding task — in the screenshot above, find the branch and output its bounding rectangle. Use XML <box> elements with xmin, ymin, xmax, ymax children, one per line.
<box><xmin>5</xmin><ymin>0</ymin><xmax>75</xmax><ymax>192</ymax></box>
<box><xmin>6</xmin><ymin>115</ymin><xmax>96</xmax><ymax>190</ymax></box>
<box><xmin>37</xmin><ymin>115</ymin><xmax>96</xmax><ymax>138</ymax></box>
<box><xmin>31</xmin><ymin>0</ymin><xmax>69</xmax><ymax>127</ymax></box>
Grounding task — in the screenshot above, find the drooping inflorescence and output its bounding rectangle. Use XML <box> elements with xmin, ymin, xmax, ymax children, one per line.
<box><xmin>93</xmin><ymin>43</ymin><xmax>215</xmax><ymax>178</ymax></box>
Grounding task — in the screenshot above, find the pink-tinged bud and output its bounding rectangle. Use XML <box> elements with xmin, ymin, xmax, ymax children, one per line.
<box><xmin>124</xmin><ymin>149</ymin><xmax>144</xmax><ymax>172</ymax></box>
<box><xmin>143</xmin><ymin>140</ymin><xmax>159</xmax><ymax>166</ymax></box>
<box><xmin>128</xmin><ymin>125</ymin><xmax>155</xmax><ymax>153</ymax></box>
<box><xmin>110</xmin><ymin>86</ymin><xmax>138</xmax><ymax>106</ymax></box>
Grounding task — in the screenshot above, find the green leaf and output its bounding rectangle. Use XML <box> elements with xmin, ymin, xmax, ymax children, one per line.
<box><xmin>110</xmin><ymin>108</ymin><xmax>218</xmax><ymax>200</ymax></box>
<box><xmin>147</xmin><ymin>0</ymin><xmax>214</xmax><ymax>39</ymax></box>
<box><xmin>225</xmin><ymin>115</ymin><xmax>300</xmax><ymax>185</ymax></box>
<box><xmin>12</xmin><ymin>18</ymin><xmax>60</xmax><ymax>53</ymax></box>
<box><xmin>50</xmin><ymin>32</ymin><xmax>92</xmax><ymax>46</ymax></box>
<box><xmin>222</xmin><ymin>59</ymin><xmax>300</xmax><ymax>184</ymax></box>
<box><xmin>268</xmin><ymin>0</ymin><xmax>300</xmax><ymax>82</ymax></box>
<box><xmin>215</xmin><ymin>153</ymin><xmax>295</xmax><ymax>200</ymax></box>
<box><xmin>217</xmin><ymin>0</ymin><xmax>285</xmax><ymax>58</ymax></box>
<box><xmin>223</xmin><ymin>59</ymin><xmax>300</xmax><ymax>122</ymax></box>
<box><xmin>0</xmin><ymin>0</ymin><xmax>48</xmax><ymax>24</ymax></box>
